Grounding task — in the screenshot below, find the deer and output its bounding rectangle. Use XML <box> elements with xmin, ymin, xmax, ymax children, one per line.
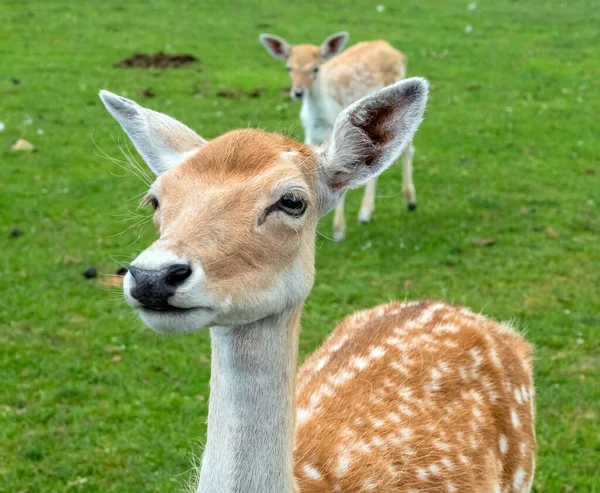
<box><xmin>259</xmin><ymin>31</ymin><xmax>418</xmax><ymax>242</ymax></box>
<box><xmin>100</xmin><ymin>77</ymin><xmax>536</xmax><ymax>493</ymax></box>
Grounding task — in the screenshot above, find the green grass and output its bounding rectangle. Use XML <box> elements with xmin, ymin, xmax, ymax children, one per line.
<box><xmin>1</xmin><ymin>0</ymin><xmax>599</xmax><ymax>491</ymax></box>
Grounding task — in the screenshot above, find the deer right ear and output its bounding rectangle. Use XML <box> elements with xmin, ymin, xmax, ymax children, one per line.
<box><xmin>259</xmin><ymin>33</ymin><xmax>291</xmax><ymax>60</ymax></box>
<box><xmin>99</xmin><ymin>90</ymin><xmax>207</xmax><ymax>176</ymax></box>
<box><xmin>318</xmin><ymin>78</ymin><xmax>429</xmax><ymax>212</ymax></box>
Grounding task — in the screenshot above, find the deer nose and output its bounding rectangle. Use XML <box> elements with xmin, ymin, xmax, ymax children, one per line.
<box><xmin>293</xmin><ymin>89</ymin><xmax>304</xmax><ymax>98</ymax></box>
<box><xmin>128</xmin><ymin>264</ymin><xmax>192</xmax><ymax>308</ymax></box>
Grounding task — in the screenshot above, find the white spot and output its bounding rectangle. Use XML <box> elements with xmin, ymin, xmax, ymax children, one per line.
<box><xmin>521</xmin><ymin>385</ymin><xmax>529</xmax><ymax>401</ymax></box>
<box><xmin>416</xmin><ymin>468</ymin><xmax>429</xmax><ymax>480</ymax></box>
<box><xmin>401</xmin><ymin>428</ymin><xmax>413</xmax><ymax>439</ymax></box>
<box><xmin>372</xmin><ymin>436</ymin><xmax>384</xmax><ymax>447</ymax></box>
<box><xmin>37</xmin><ymin>128</ymin><xmax>44</xmax><ymax>136</ymax></box>
<box><xmin>373</xmin><ymin>418</ymin><xmax>385</xmax><ymax>428</ymax></box>
<box><xmin>458</xmin><ymin>367</ymin><xmax>468</xmax><ymax>380</ymax></box>
<box><xmin>459</xmin><ymin>454</ymin><xmax>470</xmax><ymax>464</ymax></box>
<box><xmin>431</xmin><ymin>368</ymin><xmax>442</xmax><ymax>380</ymax></box>
<box><xmin>514</xmin><ymin>388</ymin><xmax>523</xmax><ymax>404</ymax></box>
<box><xmin>376</xmin><ymin>4</ymin><xmax>385</xmax><ymax>12</ymax></box>
<box><xmin>303</xmin><ymin>463</ymin><xmax>322</xmax><ymax>480</ymax></box>
<box><xmin>441</xmin><ymin>457</ymin><xmax>454</xmax><ymax>468</ymax></box>
<box><xmin>370</xmin><ymin>346</ymin><xmax>386</xmax><ymax>358</ymax></box>
<box><xmin>469</xmin><ymin>347</ymin><xmax>483</xmax><ymax>366</ymax></box>
<box><xmin>512</xmin><ymin>409</ymin><xmax>520</xmax><ymax>428</ymax></box>
<box><xmin>315</xmin><ymin>357</ymin><xmax>328</xmax><ymax>371</ymax></box>
<box><xmin>351</xmin><ymin>356</ymin><xmax>369</xmax><ymax>370</ymax></box>
<box><xmin>335</xmin><ymin>452</ymin><xmax>351</xmax><ymax>477</ymax></box>
<box><xmin>429</xmin><ymin>463</ymin><xmax>440</xmax><ymax>475</ymax></box>
<box><xmin>499</xmin><ymin>435</ymin><xmax>508</xmax><ymax>454</ymax></box>
<box><xmin>473</xmin><ymin>407</ymin><xmax>483</xmax><ymax>419</ymax></box>
<box><xmin>493</xmin><ymin>485</ymin><xmax>501</xmax><ymax>493</ymax></box>
<box><xmin>513</xmin><ymin>467</ymin><xmax>526</xmax><ymax>489</ymax></box>
<box><xmin>465</xmin><ymin>25</ymin><xmax>473</xmax><ymax>33</ymax></box>
<box><xmin>331</xmin><ymin>342</ymin><xmax>343</xmax><ymax>352</ymax></box>
<box><xmin>297</xmin><ymin>408</ymin><xmax>310</xmax><ymax>425</ymax></box>
<box><xmin>447</xmin><ymin>483</ymin><xmax>457</xmax><ymax>492</ymax></box>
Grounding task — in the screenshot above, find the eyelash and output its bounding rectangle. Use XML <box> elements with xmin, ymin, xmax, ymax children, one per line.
<box><xmin>143</xmin><ymin>195</ymin><xmax>159</xmax><ymax>210</ymax></box>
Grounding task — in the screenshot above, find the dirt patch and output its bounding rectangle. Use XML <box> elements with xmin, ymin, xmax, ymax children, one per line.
<box><xmin>216</xmin><ymin>89</ymin><xmax>242</xmax><ymax>99</ymax></box>
<box><xmin>216</xmin><ymin>87</ymin><xmax>266</xmax><ymax>99</ymax></box>
<box><xmin>115</xmin><ymin>52</ymin><xmax>198</xmax><ymax>69</ymax></box>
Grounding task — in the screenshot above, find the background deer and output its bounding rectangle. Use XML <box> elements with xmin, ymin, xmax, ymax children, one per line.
<box><xmin>259</xmin><ymin>31</ymin><xmax>417</xmax><ymax>241</ymax></box>
<box><xmin>100</xmin><ymin>77</ymin><xmax>535</xmax><ymax>493</ymax></box>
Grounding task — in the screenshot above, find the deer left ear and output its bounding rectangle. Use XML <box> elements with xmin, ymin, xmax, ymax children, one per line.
<box><xmin>99</xmin><ymin>90</ymin><xmax>207</xmax><ymax>176</ymax></box>
<box><xmin>318</xmin><ymin>78</ymin><xmax>429</xmax><ymax>211</ymax></box>
<box><xmin>320</xmin><ymin>32</ymin><xmax>349</xmax><ymax>60</ymax></box>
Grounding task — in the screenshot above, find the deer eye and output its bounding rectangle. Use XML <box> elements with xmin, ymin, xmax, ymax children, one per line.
<box><xmin>277</xmin><ymin>193</ymin><xmax>307</xmax><ymax>217</ymax></box>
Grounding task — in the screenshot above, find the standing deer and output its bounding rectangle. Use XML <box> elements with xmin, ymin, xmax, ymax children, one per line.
<box><xmin>100</xmin><ymin>77</ymin><xmax>536</xmax><ymax>493</ymax></box>
<box><xmin>259</xmin><ymin>31</ymin><xmax>418</xmax><ymax>241</ymax></box>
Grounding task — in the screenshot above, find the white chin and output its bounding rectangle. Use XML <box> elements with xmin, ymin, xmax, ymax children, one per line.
<box><xmin>138</xmin><ymin>307</ymin><xmax>216</xmax><ymax>334</ymax></box>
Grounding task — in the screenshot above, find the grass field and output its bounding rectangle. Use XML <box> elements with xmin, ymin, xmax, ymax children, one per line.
<box><xmin>1</xmin><ymin>0</ymin><xmax>599</xmax><ymax>491</ymax></box>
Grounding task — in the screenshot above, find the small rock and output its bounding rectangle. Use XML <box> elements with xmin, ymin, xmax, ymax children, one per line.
<box><xmin>472</xmin><ymin>237</ymin><xmax>496</xmax><ymax>246</ymax></box>
<box><xmin>83</xmin><ymin>267</ymin><xmax>97</xmax><ymax>279</ymax></box>
<box><xmin>376</xmin><ymin>5</ymin><xmax>385</xmax><ymax>12</ymax></box>
<box><xmin>116</xmin><ymin>267</ymin><xmax>128</xmax><ymax>276</ymax></box>
<box><xmin>11</xmin><ymin>139</ymin><xmax>35</xmax><ymax>151</ymax></box>
<box><xmin>36</xmin><ymin>129</ymin><xmax>44</xmax><ymax>135</ymax></box>
<box><xmin>10</xmin><ymin>228</ymin><xmax>24</xmax><ymax>238</ymax></box>
<box><xmin>467</xmin><ymin>2</ymin><xmax>477</xmax><ymax>10</ymax></box>
<box><xmin>465</xmin><ymin>25</ymin><xmax>473</xmax><ymax>33</ymax></box>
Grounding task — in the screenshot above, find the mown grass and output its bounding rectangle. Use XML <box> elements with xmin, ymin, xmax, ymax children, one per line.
<box><xmin>1</xmin><ymin>0</ymin><xmax>598</xmax><ymax>491</ymax></box>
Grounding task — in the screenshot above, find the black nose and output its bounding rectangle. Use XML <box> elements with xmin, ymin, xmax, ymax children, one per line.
<box><xmin>293</xmin><ymin>90</ymin><xmax>304</xmax><ymax>98</ymax></box>
<box><xmin>128</xmin><ymin>264</ymin><xmax>192</xmax><ymax>309</ymax></box>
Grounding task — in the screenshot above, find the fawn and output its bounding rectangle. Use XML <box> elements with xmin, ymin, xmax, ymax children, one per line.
<box><xmin>260</xmin><ymin>32</ymin><xmax>418</xmax><ymax>241</ymax></box>
<box><xmin>100</xmin><ymin>77</ymin><xmax>535</xmax><ymax>492</ymax></box>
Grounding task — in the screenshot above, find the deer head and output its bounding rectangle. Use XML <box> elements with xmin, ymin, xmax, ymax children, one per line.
<box><xmin>99</xmin><ymin>77</ymin><xmax>428</xmax><ymax>333</ymax></box>
<box><xmin>259</xmin><ymin>32</ymin><xmax>349</xmax><ymax>98</ymax></box>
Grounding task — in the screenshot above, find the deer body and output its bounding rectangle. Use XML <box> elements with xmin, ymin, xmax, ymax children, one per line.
<box><xmin>260</xmin><ymin>33</ymin><xmax>417</xmax><ymax>241</ymax></box>
<box><xmin>100</xmin><ymin>77</ymin><xmax>535</xmax><ymax>493</ymax></box>
<box><xmin>294</xmin><ymin>300</ymin><xmax>536</xmax><ymax>492</ymax></box>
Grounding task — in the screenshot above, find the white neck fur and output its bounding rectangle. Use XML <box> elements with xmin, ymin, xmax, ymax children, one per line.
<box><xmin>196</xmin><ymin>306</ymin><xmax>302</xmax><ymax>493</ymax></box>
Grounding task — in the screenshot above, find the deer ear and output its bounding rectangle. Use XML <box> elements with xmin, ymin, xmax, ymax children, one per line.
<box><xmin>319</xmin><ymin>77</ymin><xmax>429</xmax><ymax>209</ymax></box>
<box><xmin>320</xmin><ymin>32</ymin><xmax>349</xmax><ymax>60</ymax></box>
<box><xmin>259</xmin><ymin>33</ymin><xmax>291</xmax><ymax>60</ymax></box>
<box><xmin>99</xmin><ymin>90</ymin><xmax>207</xmax><ymax>176</ymax></box>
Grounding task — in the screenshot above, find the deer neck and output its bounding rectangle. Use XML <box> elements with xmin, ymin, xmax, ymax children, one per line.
<box><xmin>197</xmin><ymin>305</ymin><xmax>302</xmax><ymax>493</ymax></box>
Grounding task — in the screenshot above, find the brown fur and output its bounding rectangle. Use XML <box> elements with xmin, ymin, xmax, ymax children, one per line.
<box><xmin>294</xmin><ymin>300</ymin><xmax>536</xmax><ymax>492</ymax></box>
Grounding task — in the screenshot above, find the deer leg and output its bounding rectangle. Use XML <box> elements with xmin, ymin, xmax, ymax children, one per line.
<box><xmin>333</xmin><ymin>193</ymin><xmax>346</xmax><ymax>242</ymax></box>
<box><xmin>358</xmin><ymin>177</ymin><xmax>377</xmax><ymax>223</ymax></box>
<box><xmin>402</xmin><ymin>143</ymin><xmax>417</xmax><ymax>211</ymax></box>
